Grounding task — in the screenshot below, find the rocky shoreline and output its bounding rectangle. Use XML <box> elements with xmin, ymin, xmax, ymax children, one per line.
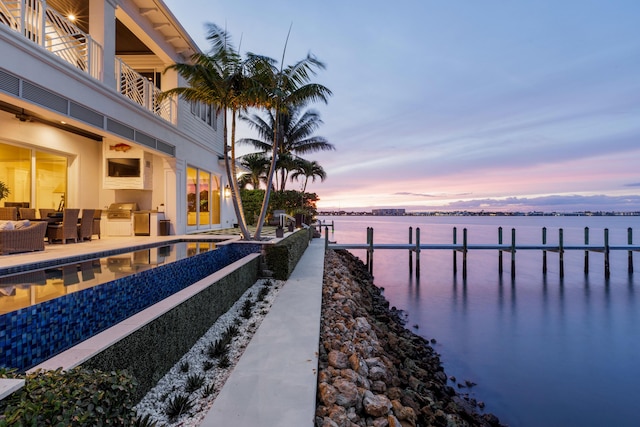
<box><xmin>316</xmin><ymin>249</ymin><xmax>505</xmax><ymax>427</ymax></box>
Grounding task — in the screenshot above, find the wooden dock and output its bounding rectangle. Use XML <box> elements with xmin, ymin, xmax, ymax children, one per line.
<box><xmin>322</xmin><ymin>225</ymin><xmax>640</xmax><ymax>279</ymax></box>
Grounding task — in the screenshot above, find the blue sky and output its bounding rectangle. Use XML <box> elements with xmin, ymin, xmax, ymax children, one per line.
<box><xmin>163</xmin><ymin>0</ymin><xmax>640</xmax><ymax>212</ymax></box>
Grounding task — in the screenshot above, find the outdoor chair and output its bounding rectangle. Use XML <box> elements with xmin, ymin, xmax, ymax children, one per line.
<box><xmin>47</xmin><ymin>208</ymin><xmax>79</xmax><ymax>244</ymax></box>
<box><xmin>77</xmin><ymin>209</ymin><xmax>95</xmax><ymax>242</ymax></box>
<box><xmin>19</xmin><ymin>208</ymin><xmax>36</xmax><ymax>220</ymax></box>
<box><xmin>92</xmin><ymin>209</ymin><xmax>102</xmax><ymax>239</ymax></box>
<box><xmin>0</xmin><ymin>207</ymin><xmax>18</xmax><ymax>220</ymax></box>
<box><xmin>39</xmin><ymin>208</ymin><xmax>55</xmax><ymax>220</ymax></box>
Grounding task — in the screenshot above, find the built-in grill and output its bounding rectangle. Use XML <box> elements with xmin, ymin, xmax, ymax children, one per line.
<box><xmin>106</xmin><ymin>202</ymin><xmax>138</xmax><ymax>220</ymax></box>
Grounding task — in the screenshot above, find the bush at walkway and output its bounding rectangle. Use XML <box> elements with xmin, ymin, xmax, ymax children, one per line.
<box><xmin>0</xmin><ymin>367</ymin><xmax>140</xmax><ymax>426</ymax></box>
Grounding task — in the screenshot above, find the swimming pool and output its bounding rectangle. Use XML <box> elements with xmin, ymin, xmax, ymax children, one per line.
<box><xmin>0</xmin><ymin>240</ymin><xmax>261</xmax><ymax>371</ymax></box>
<box><xmin>0</xmin><ymin>240</ymin><xmax>225</xmax><ymax>315</ymax></box>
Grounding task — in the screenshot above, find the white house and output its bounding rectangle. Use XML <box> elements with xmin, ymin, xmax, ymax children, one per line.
<box><xmin>0</xmin><ymin>0</ymin><xmax>236</xmax><ymax>235</ymax></box>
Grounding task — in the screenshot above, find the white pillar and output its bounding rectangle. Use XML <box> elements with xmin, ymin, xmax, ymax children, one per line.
<box><xmin>89</xmin><ymin>0</ymin><xmax>117</xmax><ymax>89</ymax></box>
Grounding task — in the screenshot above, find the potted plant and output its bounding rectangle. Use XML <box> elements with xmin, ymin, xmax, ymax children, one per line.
<box><xmin>0</xmin><ymin>180</ymin><xmax>10</xmax><ymax>203</ymax></box>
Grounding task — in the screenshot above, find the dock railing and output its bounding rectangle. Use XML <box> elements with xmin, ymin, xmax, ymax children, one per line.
<box><xmin>324</xmin><ymin>226</ymin><xmax>640</xmax><ymax>279</ymax></box>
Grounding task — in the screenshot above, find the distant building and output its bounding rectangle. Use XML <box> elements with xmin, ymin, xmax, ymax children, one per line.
<box><xmin>372</xmin><ymin>209</ymin><xmax>405</xmax><ymax>216</ymax></box>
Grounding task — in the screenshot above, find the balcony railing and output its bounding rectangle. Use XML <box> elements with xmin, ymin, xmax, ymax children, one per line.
<box><xmin>0</xmin><ymin>0</ymin><xmax>103</xmax><ymax>80</ymax></box>
<box><xmin>115</xmin><ymin>58</ymin><xmax>176</xmax><ymax>124</ymax></box>
<box><xmin>1</xmin><ymin>0</ymin><xmax>176</xmax><ymax>124</ymax></box>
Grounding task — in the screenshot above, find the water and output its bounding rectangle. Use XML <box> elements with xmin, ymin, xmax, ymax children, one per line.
<box><xmin>319</xmin><ymin>215</ymin><xmax>640</xmax><ymax>427</ymax></box>
<box><xmin>0</xmin><ymin>240</ymin><xmax>223</xmax><ymax>315</ymax></box>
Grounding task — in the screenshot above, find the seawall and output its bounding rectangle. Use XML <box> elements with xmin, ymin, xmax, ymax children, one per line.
<box><xmin>317</xmin><ymin>249</ymin><xmax>505</xmax><ymax>427</ymax></box>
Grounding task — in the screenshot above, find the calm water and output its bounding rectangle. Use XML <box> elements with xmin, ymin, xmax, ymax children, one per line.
<box><xmin>319</xmin><ymin>215</ymin><xmax>640</xmax><ymax>427</ymax></box>
<box><xmin>0</xmin><ymin>240</ymin><xmax>221</xmax><ymax>315</ymax></box>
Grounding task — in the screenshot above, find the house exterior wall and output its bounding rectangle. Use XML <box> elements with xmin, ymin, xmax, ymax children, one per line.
<box><xmin>0</xmin><ymin>0</ymin><xmax>234</xmax><ymax>234</ymax></box>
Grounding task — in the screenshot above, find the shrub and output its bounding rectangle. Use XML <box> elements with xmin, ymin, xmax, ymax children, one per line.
<box><xmin>240</xmin><ymin>299</ymin><xmax>254</xmax><ymax>318</ymax></box>
<box><xmin>164</xmin><ymin>394</ymin><xmax>193</xmax><ymax>421</ymax></box>
<box><xmin>217</xmin><ymin>354</ymin><xmax>231</xmax><ymax>369</ymax></box>
<box><xmin>201</xmin><ymin>383</ymin><xmax>216</xmax><ymax>397</ymax></box>
<box><xmin>206</xmin><ymin>339</ymin><xmax>229</xmax><ymax>359</ymax></box>
<box><xmin>0</xmin><ymin>367</ymin><xmax>138</xmax><ymax>425</ymax></box>
<box><xmin>184</xmin><ymin>374</ymin><xmax>205</xmax><ymax>394</ymax></box>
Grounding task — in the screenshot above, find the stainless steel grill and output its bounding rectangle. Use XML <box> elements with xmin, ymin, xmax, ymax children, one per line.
<box><xmin>106</xmin><ymin>202</ymin><xmax>138</xmax><ymax>219</ymax></box>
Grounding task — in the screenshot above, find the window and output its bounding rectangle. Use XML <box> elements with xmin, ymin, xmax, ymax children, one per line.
<box><xmin>0</xmin><ymin>142</ymin><xmax>67</xmax><ymax>211</ymax></box>
<box><xmin>190</xmin><ymin>101</ymin><xmax>218</xmax><ymax>130</ymax></box>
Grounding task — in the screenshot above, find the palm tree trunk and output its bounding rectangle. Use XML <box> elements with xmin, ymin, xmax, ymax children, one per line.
<box><xmin>253</xmin><ymin>111</ymin><xmax>281</xmax><ymax>239</ymax></box>
<box><xmin>225</xmin><ymin>109</ymin><xmax>251</xmax><ymax>240</ymax></box>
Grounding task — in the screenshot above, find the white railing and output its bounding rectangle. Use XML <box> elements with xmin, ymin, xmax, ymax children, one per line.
<box><xmin>0</xmin><ymin>0</ymin><xmax>103</xmax><ymax>81</ymax></box>
<box><xmin>115</xmin><ymin>58</ymin><xmax>176</xmax><ymax>123</ymax></box>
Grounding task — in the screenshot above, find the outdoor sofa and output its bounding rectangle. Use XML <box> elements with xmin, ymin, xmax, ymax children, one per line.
<box><xmin>0</xmin><ymin>220</ymin><xmax>48</xmax><ymax>255</ymax></box>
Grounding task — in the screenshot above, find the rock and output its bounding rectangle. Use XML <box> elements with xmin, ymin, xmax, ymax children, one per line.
<box><xmin>369</xmin><ymin>366</ymin><xmax>388</xmax><ymax>382</ymax></box>
<box><xmin>315</xmin><ymin>250</ymin><xmax>505</xmax><ymax>427</ymax></box>
<box><xmin>348</xmin><ymin>353</ymin><xmax>369</xmax><ymax>377</ymax></box>
<box><xmin>371</xmin><ymin>380</ymin><xmax>387</xmax><ymax>393</ymax></box>
<box><xmin>363</xmin><ymin>390</ymin><xmax>392</xmax><ymax>417</ymax></box>
<box><xmin>319</xmin><ymin>382</ymin><xmax>338</xmax><ymax>406</ymax></box>
<box><xmin>328</xmin><ymin>350</ymin><xmax>349</xmax><ymax>369</ymax></box>
<box><xmin>334</xmin><ymin>378</ymin><xmax>359</xmax><ymax>408</ymax></box>
<box><xmin>391</xmin><ymin>400</ymin><xmax>417</xmax><ymax>427</ymax></box>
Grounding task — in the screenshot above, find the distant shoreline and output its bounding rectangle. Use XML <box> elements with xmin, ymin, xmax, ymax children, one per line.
<box><xmin>318</xmin><ymin>211</ymin><xmax>640</xmax><ymax>217</ymax></box>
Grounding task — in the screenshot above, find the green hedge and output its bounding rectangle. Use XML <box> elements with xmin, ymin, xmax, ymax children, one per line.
<box><xmin>265</xmin><ymin>228</ymin><xmax>313</xmax><ymax>280</ymax></box>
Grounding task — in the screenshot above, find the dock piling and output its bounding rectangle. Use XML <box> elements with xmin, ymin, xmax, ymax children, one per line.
<box><xmin>542</xmin><ymin>227</ymin><xmax>547</xmax><ymax>274</ymax></box>
<box><xmin>559</xmin><ymin>228</ymin><xmax>564</xmax><ymax>278</ymax></box>
<box><xmin>604</xmin><ymin>228</ymin><xmax>610</xmax><ymax>279</ymax></box>
<box><xmin>409</xmin><ymin>227</ymin><xmax>413</xmax><ymax>274</ymax></box>
<box><xmin>584</xmin><ymin>227</ymin><xmax>589</xmax><ymax>274</ymax></box>
<box><xmin>629</xmin><ymin>228</ymin><xmax>634</xmax><ymax>274</ymax></box>
<box><xmin>462</xmin><ymin>228</ymin><xmax>468</xmax><ymax>280</ymax></box>
<box><xmin>416</xmin><ymin>227</ymin><xmax>421</xmax><ymax>278</ymax></box>
<box><xmin>511</xmin><ymin>228</ymin><xmax>516</xmax><ymax>279</ymax></box>
<box><xmin>498</xmin><ymin>227</ymin><xmax>503</xmax><ymax>275</ymax></box>
<box><xmin>453</xmin><ymin>227</ymin><xmax>458</xmax><ymax>274</ymax></box>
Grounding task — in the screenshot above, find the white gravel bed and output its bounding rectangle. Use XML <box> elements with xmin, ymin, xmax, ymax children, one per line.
<box><xmin>135</xmin><ymin>278</ymin><xmax>285</xmax><ymax>426</ymax></box>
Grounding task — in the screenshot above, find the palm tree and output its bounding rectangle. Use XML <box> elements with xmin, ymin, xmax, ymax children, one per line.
<box><xmin>244</xmin><ymin>50</ymin><xmax>332</xmax><ymax>239</ymax></box>
<box><xmin>237</xmin><ymin>153</ymin><xmax>269</xmax><ymax>189</ymax></box>
<box><xmin>159</xmin><ymin>24</ymin><xmax>260</xmax><ymax>240</ymax></box>
<box><xmin>238</xmin><ymin>104</ymin><xmax>334</xmax><ymax>191</ymax></box>
<box><xmin>290</xmin><ymin>159</ymin><xmax>326</xmax><ymax>193</ymax></box>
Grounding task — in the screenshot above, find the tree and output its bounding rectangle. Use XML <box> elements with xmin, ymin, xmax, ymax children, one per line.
<box><xmin>291</xmin><ymin>159</ymin><xmax>326</xmax><ymax>193</ymax></box>
<box><xmin>160</xmin><ymin>24</ymin><xmax>261</xmax><ymax>240</ymax></box>
<box><xmin>238</xmin><ymin>104</ymin><xmax>334</xmax><ymax>191</ymax></box>
<box><xmin>0</xmin><ymin>180</ymin><xmax>9</xmax><ymax>202</ymax></box>
<box><xmin>237</xmin><ymin>153</ymin><xmax>270</xmax><ymax>189</ymax></box>
<box><xmin>242</xmin><ymin>51</ymin><xmax>332</xmax><ymax>239</ymax></box>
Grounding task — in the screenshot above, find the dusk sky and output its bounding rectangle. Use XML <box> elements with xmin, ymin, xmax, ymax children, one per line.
<box><xmin>163</xmin><ymin>0</ymin><xmax>640</xmax><ymax>212</ymax></box>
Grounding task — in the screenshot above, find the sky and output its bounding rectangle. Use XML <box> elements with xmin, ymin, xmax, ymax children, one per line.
<box><xmin>163</xmin><ymin>0</ymin><xmax>640</xmax><ymax>213</ymax></box>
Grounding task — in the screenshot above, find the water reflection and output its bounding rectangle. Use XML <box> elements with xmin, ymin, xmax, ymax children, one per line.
<box><xmin>0</xmin><ymin>241</ymin><xmax>217</xmax><ymax>315</ymax></box>
<box><xmin>322</xmin><ymin>215</ymin><xmax>640</xmax><ymax>427</ymax></box>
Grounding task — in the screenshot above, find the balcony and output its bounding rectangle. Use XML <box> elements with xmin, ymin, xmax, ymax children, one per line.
<box><xmin>115</xmin><ymin>58</ymin><xmax>176</xmax><ymax>124</ymax></box>
<box><xmin>0</xmin><ymin>0</ymin><xmax>103</xmax><ymax>80</ymax></box>
<box><xmin>0</xmin><ymin>0</ymin><xmax>176</xmax><ymax>124</ymax></box>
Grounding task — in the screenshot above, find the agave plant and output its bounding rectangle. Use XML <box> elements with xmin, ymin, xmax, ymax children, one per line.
<box><xmin>184</xmin><ymin>373</ymin><xmax>205</xmax><ymax>394</ymax></box>
<box><xmin>165</xmin><ymin>394</ymin><xmax>193</xmax><ymax>421</ymax></box>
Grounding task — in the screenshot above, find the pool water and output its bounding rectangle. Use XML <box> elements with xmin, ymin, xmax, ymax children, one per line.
<box><xmin>0</xmin><ymin>240</ymin><xmax>261</xmax><ymax>371</ymax></box>
<box><xmin>0</xmin><ymin>241</ymin><xmax>220</xmax><ymax>315</ymax></box>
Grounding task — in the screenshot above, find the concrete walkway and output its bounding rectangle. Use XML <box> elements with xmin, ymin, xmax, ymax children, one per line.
<box><xmin>200</xmin><ymin>239</ymin><xmax>325</xmax><ymax>427</ymax></box>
